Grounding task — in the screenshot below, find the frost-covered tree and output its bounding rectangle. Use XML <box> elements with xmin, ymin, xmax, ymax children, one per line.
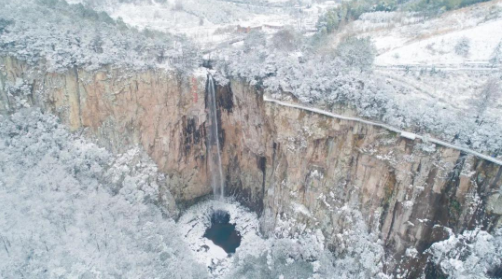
<box><xmin>0</xmin><ymin>109</ymin><xmax>206</xmax><ymax>278</ymax></box>
<box><xmin>454</xmin><ymin>36</ymin><xmax>471</xmax><ymax>57</ymax></box>
<box><xmin>428</xmin><ymin>228</ymin><xmax>502</xmax><ymax>278</ymax></box>
<box><xmin>316</xmin><ymin>0</ymin><xmax>398</xmax><ymax>33</ymax></box>
<box><xmin>270</xmin><ymin>28</ymin><xmax>300</xmax><ymax>52</ymax></box>
<box><xmin>489</xmin><ymin>41</ymin><xmax>502</xmax><ymax>66</ymax></box>
<box><xmin>173</xmin><ymin>0</ymin><xmax>183</xmax><ymax>11</ymax></box>
<box><xmin>0</xmin><ymin>0</ymin><xmax>200</xmax><ymax>72</ymax></box>
<box><xmin>243</xmin><ymin>29</ymin><xmax>267</xmax><ymax>53</ymax></box>
<box><xmin>0</xmin><ymin>18</ymin><xmax>13</xmax><ymax>34</ymax></box>
<box><xmin>471</xmin><ymin>78</ymin><xmax>501</xmax><ymax>119</ymax></box>
<box><xmin>226</xmin><ymin>237</ymin><xmax>318</xmax><ymax>279</ymax></box>
<box><xmin>335</xmin><ymin>37</ymin><xmax>376</xmax><ymax>72</ymax></box>
<box><xmin>403</xmin><ymin>0</ymin><xmax>490</xmax><ymax>14</ymax></box>
<box><xmin>325</xmin><ymin>207</ymin><xmax>386</xmax><ymax>278</ymax></box>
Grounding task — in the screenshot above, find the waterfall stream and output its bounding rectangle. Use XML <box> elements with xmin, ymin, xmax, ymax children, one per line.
<box><xmin>207</xmin><ymin>76</ymin><xmax>225</xmax><ymax>200</ymax></box>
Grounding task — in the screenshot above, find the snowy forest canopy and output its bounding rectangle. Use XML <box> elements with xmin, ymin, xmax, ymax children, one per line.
<box><xmin>316</xmin><ymin>0</ymin><xmax>492</xmax><ymax>34</ymax></box>
<box><xmin>1</xmin><ymin>0</ymin><xmax>502</xmax><ymax>278</ymax></box>
<box><xmin>1</xmin><ymin>0</ymin><xmax>501</xmax><ymax>156</ymax></box>
<box><xmin>0</xmin><ymin>109</ymin><xmax>206</xmax><ymax>278</ymax></box>
<box><xmin>214</xmin><ymin>29</ymin><xmax>502</xmax><ymax>158</ymax></box>
<box><xmin>0</xmin><ymin>0</ymin><xmax>200</xmax><ymax>72</ymax></box>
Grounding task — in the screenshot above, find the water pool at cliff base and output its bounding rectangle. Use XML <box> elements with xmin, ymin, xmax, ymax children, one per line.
<box><xmin>203</xmin><ymin>209</ymin><xmax>241</xmax><ymax>254</ymax></box>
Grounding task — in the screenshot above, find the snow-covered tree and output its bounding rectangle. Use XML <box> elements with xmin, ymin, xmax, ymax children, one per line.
<box><xmin>454</xmin><ymin>36</ymin><xmax>471</xmax><ymax>57</ymax></box>
<box><xmin>0</xmin><ymin>109</ymin><xmax>206</xmax><ymax>278</ymax></box>
<box><xmin>471</xmin><ymin>78</ymin><xmax>501</xmax><ymax>119</ymax></box>
<box><xmin>428</xmin><ymin>228</ymin><xmax>502</xmax><ymax>278</ymax></box>
<box><xmin>270</xmin><ymin>28</ymin><xmax>300</xmax><ymax>52</ymax></box>
<box><xmin>489</xmin><ymin>41</ymin><xmax>502</xmax><ymax>66</ymax></box>
<box><xmin>335</xmin><ymin>37</ymin><xmax>376</xmax><ymax>72</ymax></box>
<box><xmin>243</xmin><ymin>29</ymin><xmax>267</xmax><ymax>53</ymax></box>
<box><xmin>0</xmin><ymin>0</ymin><xmax>200</xmax><ymax>72</ymax></box>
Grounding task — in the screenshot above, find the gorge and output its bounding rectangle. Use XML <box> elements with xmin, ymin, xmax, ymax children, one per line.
<box><xmin>1</xmin><ymin>54</ymin><xmax>501</xmax><ymax>277</ymax></box>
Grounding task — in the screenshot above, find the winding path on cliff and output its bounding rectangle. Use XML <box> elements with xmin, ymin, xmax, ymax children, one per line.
<box><xmin>263</xmin><ymin>96</ymin><xmax>502</xmax><ymax>166</ymax></box>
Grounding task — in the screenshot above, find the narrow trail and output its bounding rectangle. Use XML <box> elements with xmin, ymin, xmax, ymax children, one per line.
<box><xmin>263</xmin><ymin>96</ymin><xmax>502</xmax><ymax>166</ymax></box>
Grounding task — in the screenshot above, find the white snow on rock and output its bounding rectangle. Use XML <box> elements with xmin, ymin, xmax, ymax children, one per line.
<box><xmin>428</xmin><ymin>228</ymin><xmax>502</xmax><ymax>278</ymax></box>
<box><xmin>177</xmin><ymin>199</ymin><xmax>264</xmax><ymax>277</ymax></box>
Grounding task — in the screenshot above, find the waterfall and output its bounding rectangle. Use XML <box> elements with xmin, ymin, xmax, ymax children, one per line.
<box><xmin>207</xmin><ymin>75</ymin><xmax>225</xmax><ymax>200</ymax></box>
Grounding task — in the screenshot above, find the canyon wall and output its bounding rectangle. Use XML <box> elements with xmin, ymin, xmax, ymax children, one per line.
<box><xmin>0</xmin><ymin>56</ymin><xmax>212</xmax><ymax>206</ymax></box>
<box><xmin>1</xmin><ymin>56</ymin><xmax>501</xmax><ymax>276</ymax></box>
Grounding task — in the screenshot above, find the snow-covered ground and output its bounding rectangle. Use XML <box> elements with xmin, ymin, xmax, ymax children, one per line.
<box><xmin>178</xmin><ymin>199</ymin><xmax>265</xmax><ymax>277</ymax></box>
<box><xmin>376</xmin><ymin>19</ymin><xmax>502</xmax><ymax>66</ymax></box>
<box><xmin>66</xmin><ymin>0</ymin><xmax>337</xmax><ymax>50</ymax></box>
<box><xmin>345</xmin><ymin>1</ymin><xmax>502</xmax><ymax>67</ymax></box>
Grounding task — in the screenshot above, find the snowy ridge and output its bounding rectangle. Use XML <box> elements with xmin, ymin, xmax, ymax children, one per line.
<box><xmin>0</xmin><ymin>0</ymin><xmax>200</xmax><ymax>72</ymax></box>
<box><xmin>264</xmin><ymin>96</ymin><xmax>502</xmax><ymax>166</ymax></box>
<box><xmin>341</xmin><ymin>1</ymin><xmax>502</xmax><ymax>67</ymax></box>
<box><xmin>66</xmin><ymin>0</ymin><xmax>333</xmax><ymax>52</ymax></box>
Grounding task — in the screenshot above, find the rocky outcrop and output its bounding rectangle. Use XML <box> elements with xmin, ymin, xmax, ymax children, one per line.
<box><xmin>1</xmin><ymin>57</ymin><xmax>212</xmax><ymax>205</ymax></box>
<box><xmin>1</xmin><ymin>56</ymin><xmax>501</xmax><ymax>276</ymax></box>
<box><xmin>258</xmin><ymin>100</ymin><xmax>502</xmax><ymax>276</ymax></box>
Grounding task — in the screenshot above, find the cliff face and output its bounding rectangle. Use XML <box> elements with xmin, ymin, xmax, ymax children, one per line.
<box><xmin>259</xmin><ymin>98</ymin><xmax>502</xmax><ymax>276</ymax></box>
<box><xmin>1</xmin><ymin>56</ymin><xmax>213</xmax><ymax>205</ymax></box>
<box><xmin>1</xmin><ymin>56</ymin><xmax>501</xmax><ymax>276</ymax></box>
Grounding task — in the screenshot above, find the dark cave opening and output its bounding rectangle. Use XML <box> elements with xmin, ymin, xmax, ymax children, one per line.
<box><xmin>203</xmin><ymin>209</ymin><xmax>241</xmax><ymax>254</ymax></box>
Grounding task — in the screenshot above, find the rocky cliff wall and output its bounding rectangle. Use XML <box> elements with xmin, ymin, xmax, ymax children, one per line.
<box><xmin>0</xmin><ymin>56</ymin><xmax>213</xmax><ymax>206</ymax></box>
<box><xmin>1</xmin><ymin>56</ymin><xmax>501</xmax><ymax>276</ymax></box>
<box><xmin>259</xmin><ymin>95</ymin><xmax>502</xmax><ymax>276</ymax></box>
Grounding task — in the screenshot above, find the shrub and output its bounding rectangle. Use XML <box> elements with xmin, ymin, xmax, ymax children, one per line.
<box><xmin>243</xmin><ymin>30</ymin><xmax>266</xmax><ymax>53</ymax></box>
<box><xmin>0</xmin><ymin>18</ymin><xmax>13</xmax><ymax>34</ymax></box>
<box><xmin>454</xmin><ymin>36</ymin><xmax>470</xmax><ymax>57</ymax></box>
<box><xmin>271</xmin><ymin>28</ymin><xmax>299</xmax><ymax>52</ymax></box>
<box><xmin>490</xmin><ymin>41</ymin><xmax>502</xmax><ymax>65</ymax></box>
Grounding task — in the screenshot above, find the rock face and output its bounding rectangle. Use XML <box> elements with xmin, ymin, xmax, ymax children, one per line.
<box><xmin>1</xmin><ymin>56</ymin><xmax>212</xmax><ymax>205</ymax></box>
<box><xmin>1</xmin><ymin>56</ymin><xmax>501</xmax><ymax>276</ymax></box>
